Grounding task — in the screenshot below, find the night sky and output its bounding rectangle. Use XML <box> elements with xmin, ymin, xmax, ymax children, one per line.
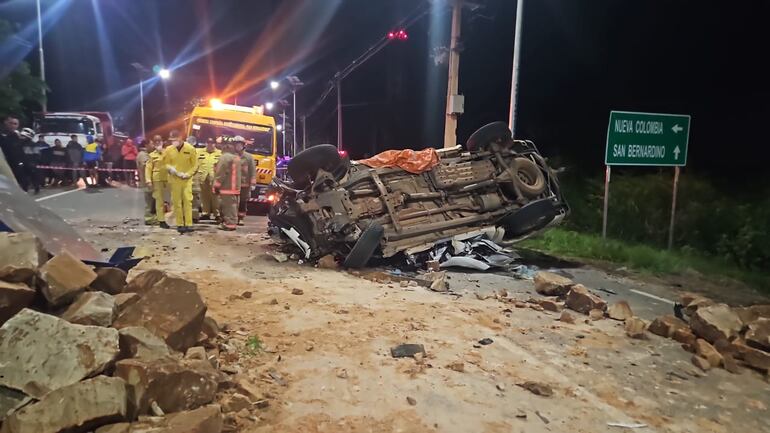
<box><xmin>3</xmin><ymin>0</ymin><xmax>769</xmax><ymax>178</ymax></box>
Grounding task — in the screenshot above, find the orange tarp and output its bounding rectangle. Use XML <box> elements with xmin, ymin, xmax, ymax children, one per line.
<box><xmin>357</xmin><ymin>148</ymin><xmax>440</xmax><ymax>174</ymax></box>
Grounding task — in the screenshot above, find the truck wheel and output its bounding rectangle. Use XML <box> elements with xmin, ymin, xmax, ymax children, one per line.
<box><xmin>499</xmin><ymin>199</ymin><xmax>557</xmax><ymax>238</ymax></box>
<box><xmin>465</xmin><ymin>121</ymin><xmax>512</xmax><ymax>151</ymax></box>
<box><xmin>343</xmin><ymin>223</ymin><xmax>384</xmax><ymax>268</ymax></box>
<box><xmin>512</xmin><ymin>157</ymin><xmax>546</xmax><ymax>198</ymax></box>
<box><xmin>288</xmin><ymin>144</ymin><xmax>348</xmax><ymax>189</ymax></box>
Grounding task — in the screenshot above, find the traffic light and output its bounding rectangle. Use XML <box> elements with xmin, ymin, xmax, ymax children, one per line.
<box><xmin>387</xmin><ymin>29</ymin><xmax>408</xmax><ymax>41</ymax></box>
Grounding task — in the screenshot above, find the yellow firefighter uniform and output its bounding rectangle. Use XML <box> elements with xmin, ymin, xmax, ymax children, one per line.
<box><xmin>144</xmin><ymin>149</ymin><xmax>168</xmax><ymax>225</ymax></box>
<box><xmin>197</xmin><ymin>147</ymin><xmax>222</xmax><ymax>218</ymax></box>
<box><xmin>162</xmin><ymin>142</ymin><xmax>199</xmax><ymax>228</ymax></box>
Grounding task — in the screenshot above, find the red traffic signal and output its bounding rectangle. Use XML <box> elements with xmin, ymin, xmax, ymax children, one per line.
<box><xmin>387</xmin><ymin>29</ymin><xmax>408</xmax><ymax>41</ymax></box>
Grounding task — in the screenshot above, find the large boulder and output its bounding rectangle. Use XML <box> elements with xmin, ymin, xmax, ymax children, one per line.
<box><xmin>745</xmin><ymin>318</ymin><xmax>770</xmax><ymax>352</ymax></box>
<box><xmin>95</xmin><ymin>405</ymin><xmax>223</xmax><ymax>433</ymax></box>
<box><xmin>680</xmin><ymin>293</ymin><xmax>714</xmax><ymax>317</ymax></box>
<box><xmin>689</xmin><ymin>303</ymin><xmax>742</xmax><ymax>343</ymax></box>
<box><xmin>1</xmin><ymin>376</ymin><xmax>127</xmax><ymax>433</ymax></box>
<box><xmin>648</xmin><ymin>314</ymin><xmax>688</xmax><ymax>338</ymax></box>
<box><xmin>0</xmin><ymin>281</ymin><xmax>35</xmax><ymax>326</ymax></box>
<box><xmin>0</xmin><ymin>233</ymin><xmax>45</xmax><ymax>274</ymax></box>
<box><xmin>624</xmin><ymin>316</ymin><xmax>648</xmax><ymax>339</ymax></box>
<box><xmin>125</xmin><ymin>269</ymin><xmax>167</xmax><ymax>296</ymax></box>
<box><xmin>734</xmin><ymin>305</ymin><xmax>770</xmax><ymax>325</ymax></box>
<box><xmin>113</xmin><ymin>293</ymin><xmax>140</xmax><ymax>315</ymax></box>
<box><xmin>118</xmin><ymin>326</ymin><xmax>172</xmax><ymax>360</ymax></box>
<box><xmin>91</xmin><ymin>267</ymin><xmax>128</xmax><ymax>295</ymax></box>
<box><xmin>733</xmin><ymin>340</ymin><xmax>770</xmax><ymax>372</ymax></box>
<box><xmin>694</xmin><ymin>339</ymin><xmax>723</xmax><ymax>368</ymax></box>
<box><xmin>607</xmin><ymin>300</ymin><xmax>633</xmax><ymax>321</ymax></box>
<box><xmin>61</xmin><ymin>291</ymin><xmax>116</xmax><ymax>327</ymax></box>
<box><xmin>113</xmin><ymin>276</ymin><xmax>206</xmax><ymax>351</ymax></box>
<box><xmin>565</xmin><ymin>284</ymin><xmax>607</xmax><ymax>314</ymax></box>
<box><xmin>0</xmin><ymin>309</ymin><xmax>119</xmax><ymax>398</ymax></box>
<box><xmin>533</xmin><ymin>272</ymin><xmax>573</xmax><ymax>296</ymax></box>
<box><xmin>38</xmin><ymin>252</ymin><xmax>97</xmax><ymax>307</ymax></box>
<box><xmin>114</xmin><ymin>357</ymin><xmax>220</xmax><ymax>416</ymax></box>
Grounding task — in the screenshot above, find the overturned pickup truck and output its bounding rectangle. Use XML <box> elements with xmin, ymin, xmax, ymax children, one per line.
<box><xmin>268</xmin><ymin>122</ymin><xmax>568</xmax><ymax>267</ymax></box>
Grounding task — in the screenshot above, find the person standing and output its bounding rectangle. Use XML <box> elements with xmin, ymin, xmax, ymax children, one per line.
<box><xmin>214</xmin><ymin>140</ymin><xmax>241</xmax><ymax>231</ymax></box>
<box><xmin>161</xmin><ymin>131</ymin><xmax>198</xmax><ymax>234</ymax></box>
<box><xmin>50</xmin><ymin>138</ymin><xmax>68</xmax><ymax>185</ymax></box>
<box><xmin>66</xmin><ymin>134</ymin><xmax>83</xmax><ymax>185</ymax></box>
<box><xmin>136</xmin><ymin>140</ymin><xmax>154</xmax><ymax>224</ymax></box>
<box><xmin>121</xmin><ymin>138</ymin><xmax>138</xmax><ymax>186</ymax></box>
<box><xmin>234</xmin><ymin>138</ymin><xmax>256</xmax><ymax>225</ymax></box>
<box><xmin>0</xmin><ymin>115</ymin><xmax>23</xmax><ymax>186</ymax></box>
<box><xmin>19</xmin><ymin>128</ymin><xmax>41</xmax><ymax>193</ymax></box>
<box><xmin>36</xmin><ymin>136</ymin><xmax>53</xmax><ymax>186</ymax></box>
<box><xmin>82</xmin><ymin>136</ymin><xmax>102</xmax><ymax>186</ymax></box>
<box><xmin>196</xmin><ymin>137</ymin><xmax>222</xmax><ymax>221</ymax></box>
<box><xmin>145</xmin><ymin>138</ymin><xmax>169</xmax><ymax>228</ymax></box>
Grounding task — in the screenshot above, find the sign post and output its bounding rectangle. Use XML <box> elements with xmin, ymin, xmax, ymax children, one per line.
<box><xmin>603</xmin><ymin>111</ymin><xmax>691</xmax><ymax>243</ymax></box>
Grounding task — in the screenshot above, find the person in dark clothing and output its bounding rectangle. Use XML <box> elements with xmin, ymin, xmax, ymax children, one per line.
<box><xmin>20</xmin><ymin>128</ymin><xmax>41</xmax><ymax>193</ymax></box>
<box><xmin>66</xmin><ymin>134</ymin><xmax>83</xmax><ymax>185</ymax></box>
<box><xmin>0</xmin><ymin>115</ymin><xmax>28</xmax><ymax>187</ymax></box>
<box><xmin>36</xmin><ymin>136</ymin><xmax>53</xmax><ymax>185</ymax></box>
<box><xmin>50</xmin><ymin>138</ymin><xmax>68</xmax><ymax>185</ymax></box>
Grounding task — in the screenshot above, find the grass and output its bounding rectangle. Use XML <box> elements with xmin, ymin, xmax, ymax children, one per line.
<box><xmin>519</xmin><ymin>228</ymin><xmax>770</xmax><ymax>291</ymax></box>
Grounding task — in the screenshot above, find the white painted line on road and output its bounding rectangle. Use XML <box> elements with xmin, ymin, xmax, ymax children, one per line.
<box><xmin>630</xmin><ymin>289</ymin><xmax>675</xmax><ymax>305</ymax></box>
<box><xmin>35</xmin><ymin>187</ymin><xmax>85</xmax><ymax>202</ymax></box>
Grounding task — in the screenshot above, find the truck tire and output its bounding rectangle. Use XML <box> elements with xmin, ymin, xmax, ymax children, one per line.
<box><xmin>465</xmin><ymin>121</ymin><xmax>512</xmax><ymax>151</ymax></box>
<box><xmin>288</xmin><ymin>144</ymin><xmax>347</xmax><ymax>189</ymax></box>
<box><xmin>343</xmin><ymin>223</ymin><xmax>384</xmax><ymax>268</ymax></box>
<box><xmin>499</xmin><ymin>199</ymin><xmax>557</xmax><ymax>238</ymax></box>
<box><xmin>512</xmin><ymin>157</ymin><xmax>546</xmax><ymax>198</ymax></box>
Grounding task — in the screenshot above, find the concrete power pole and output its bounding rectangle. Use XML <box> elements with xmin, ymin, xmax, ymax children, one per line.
<box><xmin>508</xmin><ymin>0</ymin><xmax>524</xmax><ymax>136</ymax></box>
<box><xmin>36</xmin><ymin>0</ymin><xmax>47</xmax><ymax>112</ymax></box>
<box><xmin>443</xmin><ymin>1</ymin><xmax>464</xmax><ymax>148</ymax></box>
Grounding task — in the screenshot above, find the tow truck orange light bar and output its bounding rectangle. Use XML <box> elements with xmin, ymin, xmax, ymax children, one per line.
<box><xmin>209</xmin><ymin>98</ymin><xmax>264</xmax><ymax>115</ymax></box>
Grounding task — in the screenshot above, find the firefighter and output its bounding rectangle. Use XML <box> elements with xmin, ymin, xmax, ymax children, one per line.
<box><xmin>214</xmin><ymin>139</ymin><xmax>241</xmax><ymax>231</ymax></box>
<box><xmin>197</xmin><ymin>137</ymin><xmax>222</xmax><ymax>221</ymax></box>
<box><xmin>136</xmin><ymin>140</ymin><xmax>155</xmax><ymax>225</ymax></box>
<box><xmin>162</xmin><ymin>131</ymin><xmax>199</xmax><ymax>234</ymax></box>
<box><xmin>234</xmin><ymin>138</ymin><xmax>256</xmax><ymax>225</ymax></box>
<box><xmin>188</xmin><ymin>136</ymin><xmax>202</xmax><ymax>223</ymax></box>
<box><xmin>145</xmin><ymin>136</ymin><xmax>170</xmax><ymax>229</ymax></box>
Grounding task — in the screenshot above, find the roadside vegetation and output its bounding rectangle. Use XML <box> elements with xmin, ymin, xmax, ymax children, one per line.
<box><xmin>521</xmin><ymin>170</ymin><xmax>770</xmax><ymax>291</ymax></box>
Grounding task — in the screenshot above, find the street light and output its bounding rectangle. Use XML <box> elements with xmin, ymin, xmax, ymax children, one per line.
<box><xmin>270</xmin><ymin>80</ymin><xmax>280</xmax><ymax>90</ymax></box>
<box><xmin>265</xmin><ymin>102</ymin><xmax>274</xmax><ymax>110</ymax></box>
<box><xmin>131</xmin><ymin>63</ymin><xmax>171</xmax><ymax>138</ymax></box>
<box><xmin>276</xmin><ymin>124</ymin><xmax>283</xmax><ymax>131</ymax></box>
<box><xmin>36</xmin><ymin>0</ymin><xmax>46</xmax><ymax>111</ymax></box>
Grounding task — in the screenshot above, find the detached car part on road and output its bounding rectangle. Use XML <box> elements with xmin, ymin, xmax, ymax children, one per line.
<box><xmin>268</xmin><ymin>122</ymin><xmax>568</xmax><ymax>267</ymax></box>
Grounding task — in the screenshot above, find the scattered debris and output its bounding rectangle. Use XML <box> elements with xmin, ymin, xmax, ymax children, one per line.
<box><xmin>517</xmin><ymin>381</ymin><xmax>553</xmax><ymax>397</ymax></box>
<box><xmin>539</xmin><ymin>299</ymin><xmax>563</xmax><ymax>312</ymax></box>
<box><xmin>39</xmin><ymin>251</ymin><xmax>97</xmax><ymax>307</ymax></box>
<box><xmin>406</xmin><ymin>396</ymin><xmax>417</xmax><ymax>406</ymax></box>
<box><xmin>90</xmin><ymin>267</ymin><xmax>127</xmax><ymax>295</ymax></box>
<box><xmin>446</xmin><ymin>361</ymin><xmax>465</xmax><ymax>372</ymax></box>
<box><xmin>317</xmin><ymin>254</ymin><xmax>338</xmax><ymax>269</ymax></box>
<box><xmin>478</xmin><ymin>338</ymin><xmax>494</xmax><ymax>346</ymax></box>
<box><xmin>691</xmin><ymin>354</ymin><xmax>711</xmax><ymax>371</ymax></box>
<box><xmin>534</xmin><ymin>410</ymin><xmax>550</xmax><ymax>424</ymax></box>
<box><xmin>559</xmin><ymin>310</ymin><xmax>576</xmax><ymax>324</ymax></box>
<box><xmin>267</xmin><ymin>251</ymin><xmax>288</xmax><ymax>263</ymax></box>
<box><xmin>607</xmin><ymin>301</ymin><xmax>633</xmax><ymax>321</ymax></box>
<box><xmin>2</xmin><ymin>376</ymin><xmax>128</xmax><ymax>433</ymax></box>
<box><xmin>745</xmin><ymin>318</ymin><xmax>770</xmax><ymax>351</ymax></box>
<box><xmin>61</xmin><ymin>291</ymin><xmax>116</xmax><ymax>327</ymax></box>
<box><xmin>648</xmin><ymin>314</ymin><xmax>688</xmax><ymax>338</ymax></box>
<box><xmin>565</xmin><ymin>284</ymin><xmax>607</xmax><ymax>314</ymax></box>
<box><xmin>689</xmin><ymin>304</ymin><xmax>743</xmax><ymax>344</ymax></box>
<box><xmin>695</xmin><ymin>339</ymin><xmax>723</xmax><ymax>368</ymax></box>
<box><xmin>534</xmin><ymin>271</ymin><xmax>573</xmax><ymax>296</ymax></box>
<box><xmin>589</xmin><ymin>309</ymin><xmax>604</xmax><ymax>321</ymax></box>
<box><xmin>390</xmin><ymin>344</ymin><xmax>426</xmax><ymax>358</ymax></box>
<box><xmin>0</xmin><ymin>308</ymin><xmax>119</xmax><ymax>398</ymax></box>
<box><xmin>624</xmin><ymin>317</ymin><xmax>648</xmax><ymax>339</ymax></box>
<box><xmin>291</xmin><ymin>288</ymin><xmax>304</xmax><ymax>295</ymax></box>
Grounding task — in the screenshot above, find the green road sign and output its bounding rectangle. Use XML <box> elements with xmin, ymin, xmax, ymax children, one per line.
<box><xmin>605</xmin><ymin>111</ymin><xmax>690</xmax><ymax>166</ymax></box>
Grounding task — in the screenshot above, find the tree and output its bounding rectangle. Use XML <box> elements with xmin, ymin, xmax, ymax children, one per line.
<box><xmin>0</xmin><ymin>19</ymin><xmax>48</xmax><ymax>119</ymax></box>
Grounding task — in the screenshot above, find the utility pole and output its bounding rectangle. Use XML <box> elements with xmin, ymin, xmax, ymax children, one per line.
<box><xmin>138</xmin><ymin>79</ymin><xmax>145</xmax><ymax>138</ymax></box>
<box><xmin>36</xmin><ymin>0</ymin><xmax>47</xmax><ymax>111</ymax></box>
<box><xmin>301</xmin><ymin>115</ymin><xmax>307</xmax><ymax>151</ymax></box>
<box><xmin>336</xmin><ymin>77</ymin><xmax>343</xmax><ymax>150</ymax></box>
<box><xmin>443</xmin><ymin>1</ymin><xmax>463</xmax><ymax>148</ymax></box>
<box><xmin>508</xmin><ymin>0</ymin><xmax>524</xmax><ymax>136</ymax></box>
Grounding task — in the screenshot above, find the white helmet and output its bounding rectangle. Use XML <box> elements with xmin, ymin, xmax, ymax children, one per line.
<box><xmin>19</xmin><ymin>128</ymin><xmax>35</xmax><ymax>139</ymax></box>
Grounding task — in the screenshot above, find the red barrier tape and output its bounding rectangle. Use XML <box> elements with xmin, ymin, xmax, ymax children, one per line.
<box><xmin>36</xmin><ymin>165</ymin><xmax>137</xmax><ymax>173</ymax></box>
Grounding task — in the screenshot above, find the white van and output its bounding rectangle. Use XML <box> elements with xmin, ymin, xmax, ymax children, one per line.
<box><xmin>34</xmin><ymin>113</ymin><xmax>103</xmax><ymax>148</ymax></box>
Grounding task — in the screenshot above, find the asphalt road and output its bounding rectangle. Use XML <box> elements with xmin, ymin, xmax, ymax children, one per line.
<box><xmin>32</xmin><ymin>184</ymin><xmax>766</xmax><ymax>322</ymax></box>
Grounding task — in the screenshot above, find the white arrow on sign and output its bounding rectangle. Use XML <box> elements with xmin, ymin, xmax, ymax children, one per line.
<box><xmin>672</xmin><ymin>124</ymin><xmax>683</xmax><ymax>134</ymax></box>
<box><xmin>673</xmin><ymin>146</ymin><xmax>681</xmax><ymax>160</ymax></box>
